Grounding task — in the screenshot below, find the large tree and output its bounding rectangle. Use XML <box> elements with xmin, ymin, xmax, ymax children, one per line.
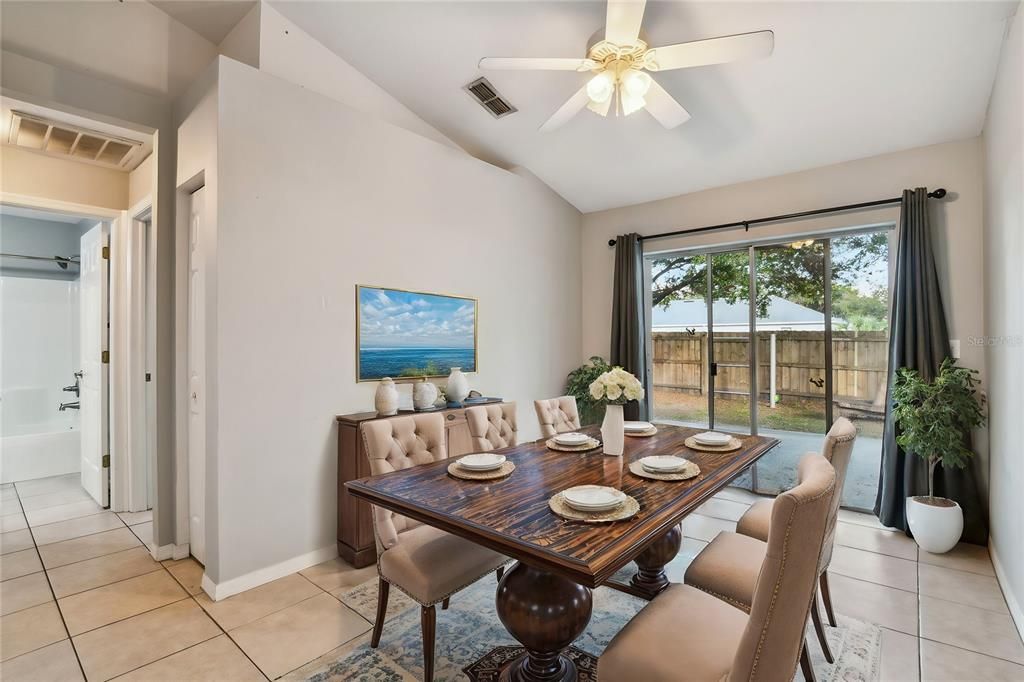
<box><xmin>650</xmin><ymin>233</ymin><xmax>888</xmax><ymax>320</ymax></box>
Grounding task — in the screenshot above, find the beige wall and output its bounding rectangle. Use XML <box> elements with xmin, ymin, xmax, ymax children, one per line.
<box><xmin>128</xmin><ymin>153</ymin><xmax>155</xmax><ymax>209</ymax></box>
<box><xmin>195</xmin><ymin>56</ymin><xmax>581</xmax><ymax>593</ymax></box>
<box><xmin>581</xmin><ymin>137</ymin><xmax>989</xmax><ymax>480</ymax></box>
<box><xmin>982</xmin><ymin>3</ymin><xmax>1023</xmax><ymax>637</ymax></box>
<box><xmin>1</xmin><ymin>145</ymin><xmax>128</xmax><ymax>209</ymax></box>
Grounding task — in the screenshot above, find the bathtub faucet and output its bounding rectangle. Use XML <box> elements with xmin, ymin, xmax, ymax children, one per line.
<box><xmin>59</xmin><ymin>401</ymin><xmax>80</xmax><ymax>411</ymax></box>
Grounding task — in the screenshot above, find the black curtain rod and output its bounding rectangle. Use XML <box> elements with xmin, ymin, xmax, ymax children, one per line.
<box><xmin>606</xmin><ymin>188</ymin><xmax>948</xmax><ymax>247</ymax></box>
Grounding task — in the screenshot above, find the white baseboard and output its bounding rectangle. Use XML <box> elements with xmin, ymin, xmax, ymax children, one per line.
<box><xmin>989</xmin><ymin>541</ymin><xmax>1024</xmax><ymax>642</ymax></box>
<box><xmin>152</xmin><ymin>542</ymin><xmax>190</xmax><ymax>561</ymax></box>
<box><xmin>201</xmin><ymin>544</ymin><xmax>339</xmax><ymax>601</ymax></box>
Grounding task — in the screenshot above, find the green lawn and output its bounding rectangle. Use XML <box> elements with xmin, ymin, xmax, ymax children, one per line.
<box><xmin>653</xmin><ymin>388</ymin><xmax>884</xmax><ymax>438</ymax></box>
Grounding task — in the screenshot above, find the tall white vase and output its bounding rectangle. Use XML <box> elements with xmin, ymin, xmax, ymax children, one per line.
<box><xmin>374</xmin><ymin>377</ymin><xmax>399</xmax><ymax>416</ymax></box>
<box><xmin>601</xmin><ymin>404</ymin><xmax>625</xmax><ymax>456</ymax></box>
<box><xmin>446</xmin><ymin>367</ymin><xmax>470</xmax><ymax>405</ymax></box>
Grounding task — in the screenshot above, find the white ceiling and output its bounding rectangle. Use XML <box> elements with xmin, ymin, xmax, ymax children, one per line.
<box><xmin>149</xmin><ymin>0</ymin><xmax>256</xmax><ymax>45</ymax></box>
<box><xmin>271</xmin><ymin>1</ymin><xmax>1014</xmax><ymax>213</ymax></box>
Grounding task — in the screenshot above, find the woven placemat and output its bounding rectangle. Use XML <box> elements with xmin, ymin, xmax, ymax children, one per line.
<box><xmin>447</xmin><ymin>461</ymin><xmax>516</xmax><ymax>481</ymax></box>
<box><xmin>628</xmin><ymin>459</ymin><xmax>701</xmax><ymax>481</ymax></box>
<box><xmin>546</xmin><ymin>437</ymin><xmax>602</xmax><ymax>452</ymax></box>
<box><xmin>625</xmin><ymin>427</ymin><xmax>658</xmax><ymax>438</ymax></box>
<box><xmin>548</xmin><ymin>492</ymin><xmax>639</xmax><ymax>523</ymax></box>
<box><xmin>684</xmin><ymin>436</ymin><xmax>743</xmax><ymax>453</ymax></box>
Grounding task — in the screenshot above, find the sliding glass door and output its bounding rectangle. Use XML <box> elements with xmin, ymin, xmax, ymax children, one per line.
<box><xmin>648</xmin><ymin>228</ymin><xmax>890</xmax><ymax>510</ymax></box>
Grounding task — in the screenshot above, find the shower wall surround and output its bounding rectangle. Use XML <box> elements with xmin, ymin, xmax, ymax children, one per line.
<box><xmin>0</xmin><ymin>275</ymin><xmax>81</xmax><ymax>482</ymax></box>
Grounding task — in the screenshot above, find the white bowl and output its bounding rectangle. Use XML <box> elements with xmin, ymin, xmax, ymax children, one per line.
<box><xmin>458</xmin><ymin>453</ymin><xmax>506</xmax><ymax>471</ymax></box>
<box><xmin>695</xmin><ymin>431</ymin><xmax>731</xmax><ymax>446</ymax></box>
<box><xmin>561</xmin><ymin>485</ymin><xmax>626</xmax><ymax>512</ymax></box>
<box><xmin>624</xmin><ymin>421</ymin><xmax>654</xmax><ymax>433</ymax></box>
<box><xmin>554</xmin><ymin>432</ymin><xmax>590</xmax><ymax>446</ymax></box>
<box><xmin>639</xmin><ymin>455</ymin><xmax>689</xmax><ymax>473</ymax></box>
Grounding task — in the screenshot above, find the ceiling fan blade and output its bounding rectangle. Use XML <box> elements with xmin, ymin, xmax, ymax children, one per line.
<box><xmin>479</xmin><ymin>57</ymin><xmax>596</xmax><ymax>72</ymax></box>
<box><xmin>646</xmin><ymin>30</ymin><xmax>774</xmax><ymax>71</ymax></box>
<box><xmin>644</xmin><ymin>78</ymin><xmax>691</xmax><ymax>129</ymax></box>
<box><xmin>605</xmin><ymin>0</ymin><xmax>646</xmax><ymax>46</ymax></box>
<box><xmin>540</xmin><ymin>85</ymin><xmax>590</xmax><ymax>132</ymax></box>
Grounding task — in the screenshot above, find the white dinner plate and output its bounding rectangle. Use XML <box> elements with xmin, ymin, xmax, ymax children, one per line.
<box><xmin>554</xmin><ymin>432</ymin><xmax>591</xmax><ymax>446</ymax></box>
<box><xmin>458</xmin><ymin>453</ymin><xmax>506</xmax><ymax>471</ymax></box>
<box><xmin>624</xmin><ymin>421</ymin><xmax>654</xmax><ymax>433</ymax></box>
<box><xmin>694</xmin><ymin>431</ymin><xmax>731</xmax><ymax>446</ymax></box>
<box><xmin>561</xmin><ymin>485</ymin><xmax>626</xmax><ymax>512</ymax></box>
<box><xmin>639</xmin><ymin>455</ymin><xmax>690</xmax><ymax>473</ymax></box>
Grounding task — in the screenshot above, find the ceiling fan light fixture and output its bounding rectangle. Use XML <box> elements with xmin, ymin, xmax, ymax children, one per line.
<box><xmin>622</xmin><ymin>69</ymin><xmax>652</xmax><ymax>97</ymax></box>
<box><xmin>586</xmin><ymin>72</ymin><xmax>615</xmax><ymax>103</ymax></box>
<box><xmin>621</xmin><ymin>91</ymin><xmax>646</xmax><ymax>116</ymax></box>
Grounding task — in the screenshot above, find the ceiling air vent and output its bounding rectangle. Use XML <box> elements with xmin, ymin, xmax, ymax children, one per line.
<box><xmin>464</xmin><ymin>77</ymin><xmax>518</xmax><ymax>119</ymax></box>
<box><xmin>7</xmin><ymin>111</ymin><xmax>145</xmax><ymax>170</ymax></box>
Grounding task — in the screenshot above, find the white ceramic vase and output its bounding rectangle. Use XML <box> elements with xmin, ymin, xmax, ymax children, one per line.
<box><xmin>412</xmin><ymin>379</ymin><xmax>439</xmax><ymax>411</ymax></box>
<box><xmin>374</xmin><ymin>377</ymin><xmax>399</xmax><ymax>416</ymax></box>
<box><xmin>906</xmin><ymin>496</ymin><xmax>963</xmax><ymax>554</ymax></box>
<box><xmin>601</xmin><ymin>404</ymin><xmax>625</xmax><ymax>456</ymax></box>
<box><xmin>446</xmin><ymin>367</ymin><xmax>470</xmax><ymax>405</ymax></box>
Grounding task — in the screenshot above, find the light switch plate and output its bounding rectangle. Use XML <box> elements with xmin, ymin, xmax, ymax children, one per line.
<box><xmin>950</xmin><ymin>339</ymin><xmax>961</xmax><ymax>359</ymax></box>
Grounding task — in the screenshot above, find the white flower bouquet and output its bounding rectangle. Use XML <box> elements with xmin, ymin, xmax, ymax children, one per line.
<box><xmin>588</xmin><ymin>367</ymin><xmax>645</xmax><ymax>405</ymax></box>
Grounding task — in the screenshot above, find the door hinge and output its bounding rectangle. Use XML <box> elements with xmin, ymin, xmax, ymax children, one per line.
<box><xmin>145</xmin><ymin>372</ymin><xmax>152</xmax><ymax>382</ymax></box>
<box><xmin>101</xmin><ymin>350</ymin><xmax>110</xmax><ymax>364</ymax></box>
<box><xmin>102</xmin><ymin>454</ymin><xmax>110</xmax><ymax>468</ymax></box>
<box><xmin>101</xmin><ymin>246</ymin><xmax>110</xmax><ymax>259</ymax></box>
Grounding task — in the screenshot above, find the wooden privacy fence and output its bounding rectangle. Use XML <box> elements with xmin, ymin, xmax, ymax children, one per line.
<box><xmin>652</xmin><ymin>331</ymin><xmax>888</xmax><ymax>414</ymax></box>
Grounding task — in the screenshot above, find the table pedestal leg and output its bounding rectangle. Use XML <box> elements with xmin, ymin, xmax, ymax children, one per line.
<box><xmin>495</xmin><ymin>562</ymin><xmax>592</xmax><ymax>682</ymax></box>
<box><xmin>629</xmin><ymin>523</ymin><xmax>682</xmax><ymax>599</ymax></box>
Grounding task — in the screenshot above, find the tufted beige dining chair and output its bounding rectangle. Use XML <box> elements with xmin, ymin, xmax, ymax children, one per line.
<box><xmin>465</xmin><ymin>402</ymin><xmax>518</xmax><ymax>451</ymax></box>
<box><xmin>599</xmin><ymin>455</ymin><xmax>836</xmax><ymax>682</ymax></box>
<box><xmin>684</xmin><ymin>418</ymin><xmax>857</xmax><ymax>672</ymax></box>
<box><xmin>533</xmin><ymin>396</ymin><xmax>581</xmax><ymax>438</ymax></box>
<box><xmin>360</xmin><ymin>413</ymin><xmax>509</xmax><ymax>680</ymax></box>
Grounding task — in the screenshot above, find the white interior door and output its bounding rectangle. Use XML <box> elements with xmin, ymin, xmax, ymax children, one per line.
<box><xmin>188</xmin><ymin>187</ymin><xmax>207</xmax><ymax>564</ymax></box>
<box><xmin>80</xmin><ymin>222</ymin><xmax>109</xmax><ymax>506</ymax></box>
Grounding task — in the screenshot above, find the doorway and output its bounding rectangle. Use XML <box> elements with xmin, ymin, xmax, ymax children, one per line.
<box><xmin>648</xmin><ymin>227</ymin><xmax>892</xmax><ymax>510</ymax></box>
<box><xmin>187</xmin><ymin>186</ymin><xmax>207</xmax><ymax>565</ymax></box>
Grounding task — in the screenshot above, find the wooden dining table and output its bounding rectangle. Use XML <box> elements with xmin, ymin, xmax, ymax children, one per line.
<box><xmin>347</xmin><ymin>423</ymin><xmax>779</xmax><ymax>682</ymax></box>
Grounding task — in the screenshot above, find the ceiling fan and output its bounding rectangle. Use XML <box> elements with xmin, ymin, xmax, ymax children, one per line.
<box><xmin>478</xmin><ymin>0</ymin><xmax>773</xmax><ymax>132</ymax></box>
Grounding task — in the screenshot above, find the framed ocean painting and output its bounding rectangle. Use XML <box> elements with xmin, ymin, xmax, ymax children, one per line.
<box><xmin>356</xmin><ymin>285</ymin><xmax>478</xmax><ymax>382</ymax></box>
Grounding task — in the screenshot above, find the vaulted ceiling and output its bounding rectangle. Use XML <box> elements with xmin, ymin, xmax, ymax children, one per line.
<box><xmin>271</xmin><ymin>1</ymin><xmax>1015</xmax><ymax>212</ymax></box>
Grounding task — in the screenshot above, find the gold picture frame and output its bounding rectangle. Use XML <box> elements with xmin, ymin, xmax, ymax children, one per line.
<box><xmin>356</xmin><ymin>285</ymin><xmax>478</xmax><ymax>383</ymax></box>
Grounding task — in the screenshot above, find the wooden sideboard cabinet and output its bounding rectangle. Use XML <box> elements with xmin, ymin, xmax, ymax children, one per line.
<box><xmin>336</xmin><ymin>400</ymin><xmax>501</xmax><ymax>568</ymax></box>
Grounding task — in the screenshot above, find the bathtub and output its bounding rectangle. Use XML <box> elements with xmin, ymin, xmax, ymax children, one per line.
<box><xmin>1</xmin><ymin>421</ymin><xmax>81</xmax><ymax>484</ymax></box>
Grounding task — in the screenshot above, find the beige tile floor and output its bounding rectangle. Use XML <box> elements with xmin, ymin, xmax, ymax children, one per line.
<box><xmin>2</xmin><ymin>473</ymin><xmax>1022</xmax><ymax>681</ymax></box>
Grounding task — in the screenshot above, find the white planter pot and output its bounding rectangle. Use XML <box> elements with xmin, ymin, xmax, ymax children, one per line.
<box><xmin>374</xmin><ymin>377</ymin><xmax>399</xmax><ymax>416</ymax></box>
<box><xmin>446</xmin><ymin>368</ymin><xmax>470</xmax><ymax>405</ymax></box>
<box><xmin>412</xmin><ymin>379</ymin><xmax>439</xmax><ymax>410</ymax></box>
<box><xmin>601</xmin><ymin>404</ymin><xmax>625</xmax><ymax>456</ymax></box>
<box><xmin>906</xmin><ymin>496</ymin><xmax>963</xmax><ymax>554</ymax></box>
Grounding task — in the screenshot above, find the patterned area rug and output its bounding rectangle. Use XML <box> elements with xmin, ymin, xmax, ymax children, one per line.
<box><xmin>302</xmin><ymin>564</ymin><xmax>881</xmax><ymax>682</ymax></box>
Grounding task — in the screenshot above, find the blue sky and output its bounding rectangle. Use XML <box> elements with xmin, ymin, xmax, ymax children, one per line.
<box><xmin>359</xmin><ymin>287</ymin><xmax>475</xmax><ymax>348</ymax></box>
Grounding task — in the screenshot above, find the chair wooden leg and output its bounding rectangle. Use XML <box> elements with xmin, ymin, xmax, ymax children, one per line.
<box><xmin>441</xmin><ymin>597</ymin><xmax>450</xmax><ymax>610</ymax></box>
<box><xmin>810</xmin><ymin>588</ymin><xmax>834</xmax><ymax>664</ymax></box>
<box><xmin>800</xmin><ymin>640</ymin><xmax>817</xmax><ymax>682</ymax></box>
<box><xmin>421</xmin><ymin>605</ymin><xmax>436</xmax><ymax>681</ymax></box>
<box><xmin>496</xmin><ymin>565</ymin><xmax>504</xmax><ymax>582</ymax></box>
<box><xmin>820</xmin><ymin>572</ymin><xmax>837</xmax><ymax>627</ymax></box>
<box><xmin>371</xmin><ymin>578</ymin><xmax>389</xmax><ymax>648</ymax></box>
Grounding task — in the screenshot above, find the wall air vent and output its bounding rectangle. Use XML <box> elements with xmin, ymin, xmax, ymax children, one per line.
<box><xmin>463</xmin><ymin>77</ymin><xmax>518</xmax><ymax>119</ymax></box>
<box><xmin>7</xmin><ymin>111</ymin><xmax>145</xmax><ymax>170</ymax></box>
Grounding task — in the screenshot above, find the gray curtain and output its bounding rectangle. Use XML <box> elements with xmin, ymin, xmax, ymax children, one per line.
<box><xmin>610</xmin><ymin>233</ymin><xmax>650</xmax><ymax>420</ymax></box>
<box><xmin>874</xmin><ymin>189</ymin><xmax>988</xmax><ymax>544</ymax></box>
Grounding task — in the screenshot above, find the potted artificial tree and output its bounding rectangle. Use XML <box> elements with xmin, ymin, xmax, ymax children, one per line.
<box><xmin>891</xmin><ymin>358</ymin><xmax>986</xmax><ymax>553</ymax></box>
